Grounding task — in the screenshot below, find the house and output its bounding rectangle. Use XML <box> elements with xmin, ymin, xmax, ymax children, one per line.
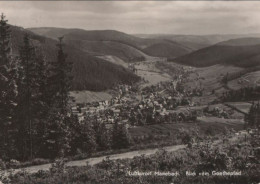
<box><xmin>80</xmin><ymin>107</ymin><xmax>88</xmax><ymax>113</ymax></box>
<box><xmin>113</xmin><ymin>109</ymin><xmax>121</xmax><ymax>115</ymax></box>
<box><xmin>72</xmin><ymin>110</ymin><xmax>79</xmax><ymax>114</ymax></box>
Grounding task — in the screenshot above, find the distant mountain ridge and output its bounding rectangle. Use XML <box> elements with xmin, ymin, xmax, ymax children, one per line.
<box><xmin>217</xmin><ymin>37</ymin><xmax>260</xmax><ymax>46</ymax></box>
<box><xmin>28</xmin><ymin>27</ymin><xmax>192</xmax><ymax>60</ymax></box>
<box><xmin>172</xmin><ymin>37</ymin><xmax>260</xmax><ymax>68</ymax></box>
<box><xmin>136</xmin><ymin>33</ymin><xmax>260</xmax><ymax>50</ymax></box>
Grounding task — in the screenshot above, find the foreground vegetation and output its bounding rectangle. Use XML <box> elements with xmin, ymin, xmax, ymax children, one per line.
<box><xmin>2</xmin><ymin>129</ymin><xmax>259</xmax><ymax>184</ymax></box>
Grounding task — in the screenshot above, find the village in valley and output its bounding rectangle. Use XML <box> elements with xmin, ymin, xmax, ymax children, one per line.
<box><xmin>70</xmin><ymin>59</ymin><xmax>254</xmax><ymax>138</ymax></box>
<box><xmin>71</xmin><ymin>61</ymin><xmax>193</xmax><ymax>125</ymax></box>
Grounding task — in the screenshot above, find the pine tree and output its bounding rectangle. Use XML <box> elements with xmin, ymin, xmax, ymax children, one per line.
<box><xmin>48</xmin><ymin>37</ymin><xmax>72</xmax><ymax>113</ymax></box>
<box><xmin>0</xmin><ymin>13</ymin><xmax>17</xmax><ymax>160</ymax></box>
<box><xmin>42</xmin><ymin>37</ymin><xmax>73</xmax><ymax>158</ymax></box>
<box><xmin>34</xmin><ymin>50</ymin><xmax>49</xmax><ymax>118</ymax></box>
<box><xmin>16</xmin><ymin>34</ymin><xmax>39</xmax><ymax>160</ymax></box>
<box><xmin>246</xmin><ymin>102</ymin><xmax>260</xmax><ymax>128</ymax></box>
<box><xmin>15</xmin><ymin>34</ymin><xmax>51</xmax><ymax>160</ymax></box>
<box><xmin>32</xmin><ymin>49</ymin><xmax>51</xmax><ymax>157</ymax></box>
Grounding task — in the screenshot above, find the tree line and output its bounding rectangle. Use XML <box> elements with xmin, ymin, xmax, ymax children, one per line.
<box><xmin>0</xmin><ymin>14</ymin><xmax>130</xmax><ymax>162</ymax></box>
<box><xmin>221</xmin><ymin>86</ymin><xmax>260</xmax><ymax>102</ymax></box>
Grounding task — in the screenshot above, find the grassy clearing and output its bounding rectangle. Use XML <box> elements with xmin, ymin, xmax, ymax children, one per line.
<box><xmin>187</xmin><ymin>65</ymin><xmax>243</xmax><ymax>93</ymax></box>
<box><xmin>197</xmin><ymin>117</ymin><xmax>244</xmax><ymax>128</ymax></box>
<box><xmin>135</xmin><ymin>61</ymin><xmax>172</xmax><ymax>87</ymax></box>
<box><xmin>128</xmin><ymin>118</ymin><xmax>244</xmax><ymax>152</ymax></box>
<box><xmin>129</xmin><ymin>118</ymin><xmax>244</xmax><ymax>139</ymax></box>
<box><xmin>70</xmin><ymin>90</ymin><xmax>113</xmax><ymax>104</ymax></box>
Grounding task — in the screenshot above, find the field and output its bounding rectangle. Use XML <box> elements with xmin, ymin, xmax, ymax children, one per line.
<box><xmin>129</xmin><ymin>118</ymin><xmax>244</xmax><ymax>139</ymax></box>
<box><xmin>71</xmin><ymin>40</ymin><xmax>148</xmax><ymax>62</ymax></box>
<box><xmin>70</xmin><ymin>90</ymin><xmax>113</xmax><ymax>104</ymax></box>
<box><xmin>186</xmin><ymin>64</ymin><xmax>243</xmax><ymax>94</ymax></box>
<box><xmin>175</xmin><ymin>103</ymin><xmax>244</xmax><ymax>119</ymax></box>
<box><xmin>228</xmin><ymin>70</ymin><xmax>260</xmax><ymax>90</ymax></box>
<box><xmin>197</xmin><ymin>116</ymin><xmax>244</xmax><ymax>126</ymax></box>
<box><xmin>134</xmin><ymin>61</ymin><xmax>172</xmax><ymax>87</ymax></box>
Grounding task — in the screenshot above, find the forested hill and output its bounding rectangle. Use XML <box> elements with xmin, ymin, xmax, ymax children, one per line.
<box><xmin>172</xmin><ymin>37</ymin><xmax>260</xmax><ymax>68</ymax></box>
<box><xmin>10</xmin><ymin>25</ymin><xmax>140</xmax><ymax>91</ymax></box>
<box><xmin>29</xmin><ymin>27</ymin><xmax>192</xmax><ymax>60</ymax></box>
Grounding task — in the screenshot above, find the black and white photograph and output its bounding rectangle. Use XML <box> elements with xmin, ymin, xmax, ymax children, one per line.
<box><xmin>0</xmin><ymin>1</ymin><xmax>259</xmax><ymax>183</ymax></box>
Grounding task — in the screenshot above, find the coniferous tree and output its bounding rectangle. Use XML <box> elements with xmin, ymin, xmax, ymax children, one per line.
<box><xmin>34</xmin><ymin>51</ymin><xmax>49</xmax><ymax>119</ymax></box>
<box><xmin>32</xmin><ymin>49</ymin><xmax>51</xmax><ymax>157</ymax></box>
<box><xmin>48</xmin><ymin>37</ymin><xmax>73</xmax><ymax>113</ymax></box>
<box><xmin>0</xmin><ymin>13</ymin><xmax>17</xmax><ymax>160</ymax></box>
<box><xmin>15</xmin><ymin>34</ymin><xmax>51</xmax><ymax>160</ymax></box>
<box><xmin>16</xmin><ymin>34</ymin><xmax>39</xmax><ymax>160</ymax></box>
<box><xmin>246</xmin><ymin>102</ymin><xmax>260</xmax><ymax>128</ymax></box>
<box><xmin>43</xmin><ymin>37</ymin><xmax>73</xmax><ymax>158</ymax></box>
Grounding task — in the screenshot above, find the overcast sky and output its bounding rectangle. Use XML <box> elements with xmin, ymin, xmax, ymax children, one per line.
<box><xmin>1</xmin><ymin>1</ymin><xmax>260</xmax><ymax>35</ymax></box>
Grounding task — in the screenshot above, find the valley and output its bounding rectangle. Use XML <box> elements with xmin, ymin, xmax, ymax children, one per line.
<box><xmin>68</xmin><ymin>50</ymin><xmax>256</xmax><ymax>151</ymax></box>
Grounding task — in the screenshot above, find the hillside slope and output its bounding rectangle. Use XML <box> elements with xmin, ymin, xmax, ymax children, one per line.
<box><xmin>142</xmin><ymin>41</ymin><xmax>190</xmax><ymax>58</ymax></box>
<box><xmin>10</xmin><ymin>25</ymin><xmax>140</xmax><ymax>91</ymax></box>
<box><xmin>64</xmin><ymin>39</ymin><xmax>149</xmax><ymax>62</ymax></box>
<box><xmin>172</xmin><ymin>37</ymin><xmax>260</xmax><ymax>68</ymax></box>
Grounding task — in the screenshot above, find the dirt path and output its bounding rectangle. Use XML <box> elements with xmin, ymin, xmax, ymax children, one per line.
<box><xmin>12</xmin><ymin>145</ymin><xmax>186</xmax><ymax>174</ymax></box>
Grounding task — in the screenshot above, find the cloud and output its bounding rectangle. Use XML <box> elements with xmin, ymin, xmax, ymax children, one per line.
<box><xmin>0</xmin><ymin>1</ymin><xmax>260</xmax><ymax>34</ymax></box>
